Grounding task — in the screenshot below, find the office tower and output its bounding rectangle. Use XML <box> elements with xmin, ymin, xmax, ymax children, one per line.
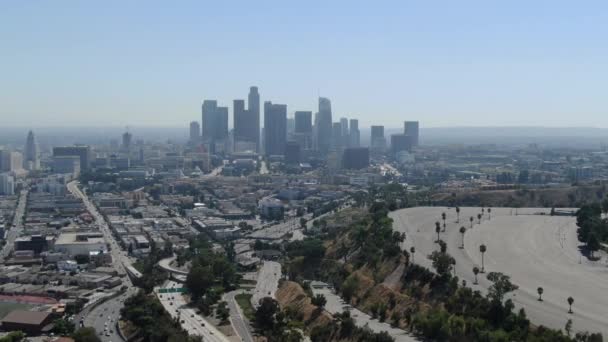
<box><xmin>24</xmin><ymin>130</ymin><xmax>39</xmax><ymax>170</ymax></box>
<box><xmin>202</xmin><ymin>100</ymin><xmax>229</xmax><ymax>152</ymax></box>
<box><xmin>340</xmin><ymin>117</ymin><xmax>349</xmax><ymax>137</ymax></box>
<box><xmin>284</xmin><ymin>141</ymin><xmax>301</xmax><ymax>164</ymax></box>
<box><xmin>349</xmin><ymin>119</ymin><xmax>360</xmax><ymax>147</ymax></box>
<box><xmin>0</xmin><ymin>173</ymin><xmax>15</xmax><ymax>196</ymax></box>
<box><xmin>263</xmin><ymin>101</ymin><xmax>287</xmax><ymax>156</ymax></box>
<box><xmin>342</xmin><ymin>147</ymin><xmax>370</xmax><ymax>169</ymax></box>
<box><xmin>52</xmin><ymin>146</ymin><xmax>92</xmax><ymax>170</ymax></box>
<box><xmin>0</xmin><ymin>151</ymin><xmax>23</xmax><ymax>172</ymax></box>
<box><xmin>404</xmin><ymin>121</ymin><xmax>420</xmax><ymax>146</ymax></box>
<box><xmin>189</xmin><ymin>121</ymin><xmax>201</xmax><ymax>144</ymax></box>
<box><xmin>53</xmin><ymin>156</ymin><xmax>81</xmax><ymax>176</ymax></box>
<box><xmin>370</xmin><ymin>125</ymin><xmax>386</xmax><ymax>153</ymax></box>
<box><xmin>332</xmin><ymin>122</ymin><xmax>343</xmax><ymax>150</ymax></box>
<box><xmin>287</xmin><ymin>117</ymin><xmax>295</xmax><ymax>135</ymax></box>
<box><xmin>391</xmin><ymin>134</ymin><xmax>414</xmax><ymax>155</ymax></box>
<box><xmin>293</xmin><ymin>111</ymin><xmax>313</xmax><ymax>150</ymax></box>
<box><xmin>233</xmin><ymin>86</ymin><xmax>261</xmax><ymax>152</ymax></box>
<box><xmin>122</xmin><ymin>130</ymin><xmax>132</xmax><ymax>151</ymax></box>
<box><xmin>314</xmin><ymin>97</ymin><xmax>332</xmax><ymax>155</ymax></box>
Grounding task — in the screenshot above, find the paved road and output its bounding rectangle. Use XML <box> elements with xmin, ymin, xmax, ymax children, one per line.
<box><xmin>251</xmin><ymin>261</ymin><xmax>281</xmax><ymax>307</ymax></box>
<box><xmin>223</xmin><ymin>289</ymin><xmax>254</xmax><ymax>342</ymax></box>
<box><xmin>158</xmin><ymin>254</ymin><xmax>189</xmax><ymax>275</ymax></box>
<box><xmin>1</xmin><ymin>190</ymin><xmax>28</xmax><ymax>261</ymax></box>
<box><xmin>83</xmin><ymin>290</ymin><xmax>135</xmax><ymax>342</ymax></box>
<box><xmin>389</xmin><ymin>207</ymin><xmax>608</xmax><ymax>336</ymax></box>
<box><xmin>310</xmin><ymin>281</ymin><xmax>418</xmax><ymax>342</ymax></box>
<box><xmin>156</xmin><ymin>281</ymin><xmax>229</xmax><ymax>342</ymax></box>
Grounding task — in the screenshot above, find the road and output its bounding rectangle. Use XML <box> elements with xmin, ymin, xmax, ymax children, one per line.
<box><xmin>223</xmin><ymin>289</ymin><xmax>254</xmax><ymax>342</ymax></box>
<box><xmin>156</xmin><ymin>281</ymin><xmax>229</xmax><ymax>342</ymax></box>
<box><xmin>389</xmin><ymin>207</ymin><xmax>608</xmax><ymax>336</ymax></box>
<box><xmin>0</xmin><ymin>190</ymin><xmax>28</xmax><ymax>261</ymax></box>
<box><xmin>158</xmin><ymin>254</ymin><xmax>189</xmax><ymax>276</ymax></box>
<box><xmin>83</xmin><ymin>290</ymin><xmax>135</xmax><ymax>342</ymax></box>
<box><xmin>67</xmin><ymin>181</ymin><xmax>133</xmax><ymax>283</ymax></box>
<box><xmin>310</xmin><ymin>281</ymin><xmax>418</xmax><ymax>342</ymax></box>
<box><xmin>251</xmin><ymin>261</ymin><xmax>281</xmax><ymax>307</ymax></box>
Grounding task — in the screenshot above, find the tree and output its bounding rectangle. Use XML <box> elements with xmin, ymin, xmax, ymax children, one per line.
<box><xmin>477</xmin><ymin>213</ymin><xmax>482</xmax><ymax>224</ymax></box>
<box><xmin>537</xmin><ymin>287</ymin><xmax>543</xmax><ymax>301</ymax></box>
<box><xmin>441</xmin><ymin>212</ymin><xmax>447</xmax><ymax>231</ymax></box>
<box><xmin>435</xmin><ymin>222</ymin><xmax>441</xmax><ymax>242</ymax></box>
<box><xmin>455</xmin><ymin>207</ymin><xmax>460</xmax><ymax>223</ymax></box>
<box><xmin>53</xmin><ymin>318</ymin><xmax>75</xmax><ymax>335</ymax></box>
<box><xmin>486</xmin><ymin>272</ymin><xmax>518</xmax><ymax>302</ymax></box>
<box><xmin>587</xmin><ymin>233</ymin><xmax>601</xmax><ymax>259</ymax></box>
<box><xmin>410</xmin><ymin>246</ymin><xmax>416</xmax><ymax>263</ymax></box>
<box><xmin>488</xmin><ymin>207</ymin><xmax>492</xmax><ymax>220</ymax></box>
<box><xmin>186</xmin><ymin>265</ymin><xmax>213</xmax><ymax>299</ymax></box>
<box><xmin>255</xmin><ymin>297</ymin><xmax>279</xmax><ymax>331</ymax></box>
<box><xmin>311</xmin><ymin>294</ymin><xmax>327</xmax><ymax>309</ymax></box>
<box><xmin>567</xmin><ymin>296</ymin><xmax>574</xmax><ymax>314</ymax></box>
<box><xmin>459</xmin><ymin>226</ymin><xmax>466</xmax><ymax>249</ymax></box>
<box><xmin>473</xmin><ymin>266</ymin><xmax>480</xmax><ymax>284</ymax></box>
<box><xmin>470</xmin><ymin>216</ymin><xmax>474</xmax><ymax>228</ymax></box>
<box><xmin>428</xmin><ymin>251</ymin><xmax>455</xmax><ymax>277</ymax></box>
<box><xmin>216</xmin><ymin>301</ymin><xmax>230</xmax><ymax>323</ymax></box>
<box><xmin>300</xmin><ymin>217</ymin><xmax>307</xmax><ymax>232</ymax></box>
<box><xmin>72</xmin><ymin>327</ymin><xmax>101</xmax><ymax>342</ymax></box>
<box><xmin>603</xmin><ymin>197</ymin><xmax>608</xmax><ymax>215</ymax></box>
<box><xmin>565</xmin><ymin>319</ymin><xmax>573</xmax><ymax>337</ymax></box>
<box><xmin>479</xmin><ymin>244</ymin><xmax>487</xmax><ymax>273</ymax></box>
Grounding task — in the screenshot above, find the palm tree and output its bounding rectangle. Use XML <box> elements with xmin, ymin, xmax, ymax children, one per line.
<box><xmin>435</xmin><ymin>223</ymin><xmax>441</xmax><ymax>242</ymax></box>
<box><xmin>537</xmin><ymin>287</ymin><xmax>543</xmax><ymax>301</ymax></box>
<box><xmin>410</xmin><ymin>246</ymin><xmax>416</xmax><ymax>262</ymax></box>
<box><xmin>567</xmin><ymin>296</ymin><xmax>574</xmax><ymax>314</ymax></box>
<box><xmin>477</xmin><ymin>213</ymin><xmax>482</xmax><ymax>224</ymax></box>
<box><xmin>479</xmin><ymin>244</ymin><xmax>487</xmax><ymax>273</ymax></box>
<box><xmin>482</xmin><ymin>207</ymin><xmax>485</xmax><ymax>216</ymax></box>
<box><xmin>472</xmin><ymin>266</ymin><xmax>480</xmax><ymax>284</ymax></box>
<box><xmin>487</xmin><ymin>207</ymin><xmax>492</xmax><ymax>220</ymax></box>
<box><xmin>451</xmin><ymin>258</ymin><xmax>456</xmax><ymax>277</ymax></box>
<box><xmin>459</xmin><ymin>226</ymin><xmax>466</xmax><ymax>249</ymax></box>
<box><xmin>470</xmin><ymin>216</ymin><xmax>474</xmax><ymax>228</ymax></box>
<box><xmin>455</xmin><ymin>207</ymin><xmax>460</xmax><ymax>223</ymax></box>
<box><xmin>441</xmin><ymin>212</ymin><xmax>447</xmax><ymax>231</ymax></box>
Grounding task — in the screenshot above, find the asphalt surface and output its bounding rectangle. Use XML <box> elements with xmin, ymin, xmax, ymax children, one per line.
<box><xmin>389</xmin><ymin>207</ymin><xmax>608</xmax><ymax>336</ymax></box>
<box><xmin>156</xmin><ymin>281</ymin><xmax>229</xmax><ymax>342</ymax></box>
<box><xmin>310</xmin><ymin>281</ymin><xmax>418</xmax><ymax>342</ymax></box>
<box><xmin>223</xmin><ymin>289</ymin><xmax>254</xmax><ymax>342</ymax></box>
<box><xmin>84</xmin><ymin>291</ymin><xmax>134</xmax><ymax>342</ymax></box>
<box><xmin>0</xmin><ymin>190</ymin><xmax>28</xmax><ymax>261</ymax></box>
<box><xmin>158</xmin><ymin>254</ymin><xmax>189</xmax><ymax>275</ymax></box>
<box><xmin>251</xmin><ymin>261</ymin><xmax>281</xmax><ymax>308</ymax></box>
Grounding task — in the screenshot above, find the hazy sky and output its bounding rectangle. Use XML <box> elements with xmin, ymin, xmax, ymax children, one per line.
<box><xmin>2</xmin><ymin>1</ymin><xmax>608</xmax><ymax>128</ymax></box>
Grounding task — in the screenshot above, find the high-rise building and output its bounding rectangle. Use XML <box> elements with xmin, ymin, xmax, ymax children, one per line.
<box><xmin>53</xmin><ymin>156</ymin><xmax>81</xmax><ymax>176</ymax></box>
<box><xmin>24</xmin><ymin>130</ymin><xmax>39</xmax><ymax>170</ymax></box>
<box><xmin>314</xmin><ymin>97</ymin><xmax>333</xmax><ymax>155</ymax></box>
<box><xmin>349</xmin><ymin>119</ymin><xmax>360</xmax><ymax>147</ymax></box>
<box><xmin>52</xmin><ymin>146</ymin><xmax>92</xmax><ymax>170</ymax></box>
<box><xmin>370</xmin><ymin>125</ymin><xmax>386</xmax><ymax>153</ymax></box>
<box><xmin>287</xmin><ymin>117</ymin><xmax>295</xmax><ymax>135</ymax></box>
<box><xmin>0</xmin><ymin>151</ymin><xmax>23</xmax><ymax>172</ymax></box>
<box><xmin>263</xmin><ymin>101</ymin><xmax>287</xmax><ymax>156</ymax></box>
<box><xmin>284</xmin><ymin>141</ymin><xmax>301</xmax><ymax>164</ymax></box>
<box><xmin>202</xmin><ymin>100</ymin><xmax>229</xmax><ymax>152</ymax></box>
<box><xmin>0</xmin><ymin>173</ymin><xmax>15</xmax><ymax>196</ymax></box>
<box><xmin>293</xmin><ymin>111</ymin><xmax>313</xmax><ymax>150</ymax></box>
<box><xmin>404</xmin><ymin>121</ymin><xmax>420</xmax><ymax>146</ymax></box>
<box><xmin>331</xmin><ymin>122</ymin><xmax>343</xmax><ymax>150</ymax></box>
<box><xmin>340</xmin><ymin>117</ymin><xmax>349</xmax><ymax>137</ymax></box>
<box><xmin>122</xmin><ymin>131</ymin><xmax>132</xmax><ymax>151</ymax></box>
<box><xmin>189</xmin><ymin>121</ymin><xmax>201</xmax><ymax>144</ymax></box>
<box><xmin>342</xmin><ymin>147</ymin><xmax>370</xmax><ymax>169</ymax></box>
<box><xmin>391</xmin><ymin>134</ymin><xmax>414</xmax><ymax>156</ymax></box>
<box><xmin>233</xmin><ymin>87</ymin><xmax>261</xmax><ymax>152</ymax></box>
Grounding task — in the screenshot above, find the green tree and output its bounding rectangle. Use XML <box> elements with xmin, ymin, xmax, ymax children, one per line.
<box><xmin>455</xmin><ymin>206</ymin><xmax>460</xmax><ymax>223</ymax></box>
<box><xmin>72</xmin><ymin>327</ymin><xmax>101</xmax><ymax>342</ymax></box>
<box><xmin>441</xmin><ymin>212</ymin><xmax>447</xmax><ymax>231</ymax></box>
<box><xmin>435</xmin><ymin>222</ymin><xmax>441</xmax><ymax>242</ymax></box>
<box><xmin>479</xmin><ymin>244</ymin><xmax>487</xmax><ymax>273</ymax></box>
<box><xmin>587</xmin><ymin>233</ymin><xmax>601</xmax><ymax>259</ymax></box>
<box><xmin>186</xmin><ymin>265</ymin><xmax>214</xmax><ymax>299</ymax></box>
<box><xmin>311</xmin><ymin>294</ymin><xmax>327</xmax><ymax>309</ymax></box>
<box><xmin>486</xmin><ymin>272</ymin><xmax>518</xmax><ymax>302</ymax></box>
<box><xmin>459</xmin><ymin>226</ymin><xmax>466</xmax><ymax>249</ymax></box>
<box><xmin>216</xmin><ymin>301</ymin><xmax>230</xmax><ymax>323</ymax></box>
<box><xmin>470</xmin><ymin>216</ymin><xmax>474</xmax><ymax>228</ymax></box>
<box><xmin>410</xmin><ymin>246</ymin><xmax>416</xmax><ymax>263</ymax></box>
<box><xmin>473</xmin><ymin>266</ymin><xmax>480</xmax><ymax>284</ymax></box>
<box><xmin>537</xmin><ymin>287</ymin><xmax>544</xmax><ymax>301</ymax></box>
<box><xmin>255</xmin><ymin>297</ymin><xmax>279</xmax><ymax>331</ymax></box>
<box><xmin>429</xmin><ymin>251</ymin><xmax>454</xmax><ymax>277</ymax></box>
<box><xmin>53</xmin><ymin>318</ymin><xmax>75</xmax><ymax>335</ymax></box>
<box><xmin>567</xmin><ymin>296</ymin><xmax>574</xmax><ymax>314</ymax></box>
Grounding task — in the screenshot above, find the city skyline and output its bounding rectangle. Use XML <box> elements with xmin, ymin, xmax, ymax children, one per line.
<box><xmin>2</xmin><ymin>1</ymin><xmax>608</xmax><ymax>127</ymax></box>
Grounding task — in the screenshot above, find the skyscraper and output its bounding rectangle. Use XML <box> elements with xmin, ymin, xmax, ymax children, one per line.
<box><xmin>404</xmin><ymin>121</ymin><xmax>420</xmax><ymax>146</ymax></box>
<box><xmin>121</xmin><ymin>130</ymin><xmax>132</xmax><ymax>151</ymax></box>
<box><xmin>370</xmin><ymin>125</ymin><xmax>386</xmax><ymax>153</ymax></box>
<box><xmin>53</xmin><ymin>146</ymin><xmax>91</xmax><ymax>170</ymax></box>
<box><xmin>391</xmin><ymin>134</ymin><xmax>414</xmax><ymax>156</ymax></box>
<box><xmin>263</xmin><ymin>101</ymin><xmax>287</xmax><ymax>156</ymax></box>
<box><xmin>314</xmin><ymin>97</ymin><xmax>332</xmax><ymax>155</ymax></box>
<box><xmin>349</xmin><ymin>119</ymin><xmax>360</xmax><ymax>147</ymax></box>
<box><xmin>294</xmin><ymin>111</ymin><xmax>313</xmax><ymax>150</ymax></box>
<box><xmin>202</xmin><ymin>100</ymin><xmax>229</xmax><ymax>152</ymax></box>
<box><xmin>331</xmin><ymin>122</ymin><xmax>343</xmax><ymax>150</ymax></box>
<box><xmin>189</xmin><ymin>121</ymin><xmax>201</xmax><ymax>144</ymax></box>
<box><xmin>234</xmin><ymin>87</ymin><xmax>261</xmax><ymax>152</ymax></box>
<box><xmin>24</xmin><ymin>130</ymin><xmax>39</xmax><ymax>170</ymax></box>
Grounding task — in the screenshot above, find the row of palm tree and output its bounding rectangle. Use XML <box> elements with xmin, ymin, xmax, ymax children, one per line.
<box><xmin>536</xmin><ymin>287</ymin><xmax>575</xmax><ymax>314</ymax></box>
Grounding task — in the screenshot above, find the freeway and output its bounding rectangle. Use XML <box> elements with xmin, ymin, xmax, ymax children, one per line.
<box><xmin>0</xmin><ymin>190</ymin><xmax>28</xmax><ymax>261</ymax></box>
<box><xmin>156</xmin><ymin>281</ymin><xmax>229</xmax><ymax>342</ymax></box>
<box><xmin>251</xmin><ymin>261</ymin><xmax>281</xmax><ymax>308</ymax></box>
<box><xmin>389</xmin><ymin>207</ymin><xmax>608</xmax><ymax>336</ymax></box>
<box><xmin>158</xmin><ymin>254</ymin><xmax>188</xmax><ymax>276</ymax></box>
<box><xmin>223</xmin><ymin>289</ymin><xmax>254</xmax><ymax>342</ymax></box>
<box><xmin>83</xmin><ymin>290</ymin><xmax>136</xmax><ymax>342</ymax></box>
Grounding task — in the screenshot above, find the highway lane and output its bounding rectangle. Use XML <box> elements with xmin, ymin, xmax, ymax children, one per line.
<box><xmin>223</xmin><ymin>289</ymin><xmax>254</xmax><ymax>342</ymax></box>
<box><xmin>251</xmin><ymin>261</ymin><xmax>281</xmax><ymax>308</ymax></box>
<box><xmin>0</xmin><ymin>190</ymin><xmax>28</xmax><ymax>261</ymax></box>
<box><xmin>83</xmin><ymin>290</ymin><xmax>136</xmax><ymax>342</ymax></box>
<box><xmin>389</xmin><ymin>207</ymin><xmax>608</xmax><ymax>336</ymax></box>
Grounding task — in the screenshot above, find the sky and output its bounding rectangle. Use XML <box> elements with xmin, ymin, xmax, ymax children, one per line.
<box><xmin>1</xmin><ymin>1</ymin><xmax>608</xmax><ymax>128</ymax></box>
